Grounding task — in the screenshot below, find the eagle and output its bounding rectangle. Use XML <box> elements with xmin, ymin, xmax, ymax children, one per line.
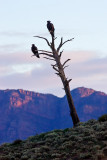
<box><xmin>31</xmin><ymin>44</ymin><xmax>40</xmax><ymax>58</ymax></box>
<box><xmin>47</xmin><ymin>21</ymin><xmax>55</xmax><ymax>37</ymax></box>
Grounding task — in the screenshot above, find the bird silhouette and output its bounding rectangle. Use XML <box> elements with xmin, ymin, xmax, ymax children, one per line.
<box><xmin>31</xmin><ymin>44</ymin><xmax>40</xmax><ymax>58</ymax></box>
<box><xmin>47</xmin><ymin>21</ymin><xmax>55</xmax><ymax>37</ymax></box>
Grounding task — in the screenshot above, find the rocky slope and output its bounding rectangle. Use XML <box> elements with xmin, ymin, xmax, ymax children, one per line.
<box><xmin>0</xmin><ymin>87</ymin><xmax>107</xmax><ymax>144</ymax></box>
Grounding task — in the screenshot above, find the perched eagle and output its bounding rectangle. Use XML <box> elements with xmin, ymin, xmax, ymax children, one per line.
<box><xmin>31</xmin><ymin>44</ymin><xmax>40</xmax><ymax>58</ymax></box>
<box><xmin>47</xmin><ymin>21</ymin><xmax>55</xmax><ymax>37</ymax></box>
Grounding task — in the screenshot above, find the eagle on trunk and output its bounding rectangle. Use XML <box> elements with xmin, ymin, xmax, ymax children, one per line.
<box><xmin>47</xmin><ymin>21</ymin><xmax>55</xmax><ymax>37</ymax></box>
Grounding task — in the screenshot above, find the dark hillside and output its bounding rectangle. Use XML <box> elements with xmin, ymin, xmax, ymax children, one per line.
<box><xmin>0</xmin><ymin>119</ymin><xmax>107</xmax><ymax>160</ymax></box>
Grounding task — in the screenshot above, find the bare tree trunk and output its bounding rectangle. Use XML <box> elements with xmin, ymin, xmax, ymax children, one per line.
<box><xmin>54</xmin><ymin>50</ymin><xmax>80</xmax><ymax>126</ymax></box>
<box><xmin>64</xmin><ymin>85</ymin><xmax>80</xmax><ymax>126</ymax></box>
<box><xmin>33</xmin><ymin>33</ymin><xmax>80</xmax><ymax>126</ymax></box>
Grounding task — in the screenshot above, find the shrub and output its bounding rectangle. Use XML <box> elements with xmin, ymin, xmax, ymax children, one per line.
<box><xmin>40</xmin><ymin>145</ymin><xmax>50</xmax><ymax>152</ymax></box>
<box><xmin>21</xmin><ymin>155</ymin><xmax>28</xmax><ymax>160</ymax></box>
<box><xmin>98</xmin><ymin>114</ymin><xmax>107</xmax><ymax>122</ymax></box>
<box><xmin>96</xmin><ymin>150</ymin><xmax>105</xmax><ymax>159</ymax></box>
<box><xmin>53</xmin><ymin>129</ymin><xmax>62</xmax><ymax>133</ymax></box>
<box><xmin>36</xmin><ymin>133</ymin><xmax>46</xmax><ymax>141</ymax></box>
<box><xmin>63</xmin><ymin>128</ymin><xmax>69</xmax><ymax>133</ymax></box>
<box><xmin>12</xmin><ymin>139</ymin><xmax>22</xmax><ymax>145</ymax></box>
<box><xmin>51</xmin><ymin>153</ymin><xmax>61</xmax><ymax>158</ymax></box>
<box><xmin>85</xmin><ymin>119</ymin><xmax>97</xmax><ymax>125</ymax></box>
<box><xmin>103</xmin><ymin>147</ymin><xmax>107</xmax><ymax>156</ymax></box>
<box><xmin>80</xmin><ymin>152</ymin><xmax>92</xmax><ymax>159</ymax></box>
<box><xmin>0</xmin><ymin>155</ymin><xmax>12</xmax><ymax>160</ymax></box>
<box><xmin>44</xmin><ymin>132</ymin><xmax>58</xmax><ymax>139</ymax></box>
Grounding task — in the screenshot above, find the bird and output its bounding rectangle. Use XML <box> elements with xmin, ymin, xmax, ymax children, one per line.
<box><xmin>47</xmin><ymin>21</ymin><xmax>55</xmax><ymax>37</ymax></box>
<box><xmin>31</xmin><ymin>44</ymin><xmax>40</xmax><ymax>58</ymax></box>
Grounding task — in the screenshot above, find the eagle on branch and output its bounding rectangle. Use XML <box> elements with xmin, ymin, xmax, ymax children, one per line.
<box><xmin>31</xmin><ymin>44</ymin><xmax>40</xmax><ymax>58</ymax></box>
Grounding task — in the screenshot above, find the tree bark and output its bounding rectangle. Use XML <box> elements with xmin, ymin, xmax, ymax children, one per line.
<box><xmin>54</xmin><ymin>50</ymin><xmax>80</xmax><ymax>126</ymax></box>
<box><xmin>63</xmin><ymin>84</ymin><xmax>80</xmax><ymax>126</ymax></box>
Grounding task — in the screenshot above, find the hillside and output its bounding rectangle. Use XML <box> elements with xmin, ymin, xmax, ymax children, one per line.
<box><xmin>0</xmin><ymin>87</ymin><xmax>107</xmax><ymax>144</ymax></box>
<box><xmin>0</xmin><ymin>119</ymin><xmax>107</xmax><ymax>160</ymax></box>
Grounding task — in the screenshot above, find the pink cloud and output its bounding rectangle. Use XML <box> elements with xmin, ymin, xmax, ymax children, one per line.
<box><xmin>0</xmin><ymin>50</ymin><xmax>107</xmax><ymax>96</ymax></box>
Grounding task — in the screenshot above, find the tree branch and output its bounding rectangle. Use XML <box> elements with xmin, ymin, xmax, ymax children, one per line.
<box><xmin>34</xmin><ymin>36</ymin><xmax>51</xmax><ymax>48</ymax></box>
<box><xmin>63</xmin><ymin>65</ymin><xmax>69</xmax><ymax>70</ymax></box>
<box><xmin>51</xmin><ymin>64</ymin><xmax>58</xmax><ymax>67</ymax></box>
<box><xmin>43</xmin><ymin>57</ymin><xmax>55</xmax><ymax>61</ymax></box>
<box><xmin>62</xmin><ymin>38</ymin><xmax>74</xmax><ymax>46</ymax></box>
<box><xmin>63</xmin><ymin>59</ymin><xmax>71</xmax><ymax>67</ymax></box>
<box><xmin>39</xmin><ymin>53</ymin><xmax>54</xmax><ymax>58</ymax></box>
<box><xmin>38</xmin><ymin>50</ymin><xmax>52</xmax><ymax>54</ymax></box>
<box><xmin>51</xmin><ymin>65</ymin><xmax>59</xmax><ymax>73</ymax></box>
<box><xmin>57</xmin><ymin>38</ymin><xmax>74</xmax><ymax>52</ymax></box>
<box><xmin>68</xmin><ymin>79</ymin><xmax>72</xmax><ymax>83</ymax></box>
<box><xmin>57</xmin><ymin>37</ymin><xmax>63</xmax><ymax>52</ymax></box>
<box><xmin>55</xmin><ymin>72</ymin><xmax>61</xmax><ymax>77</ymax></box>
<box><xmin>54</xmin><ymin>37</ymin><xmax>57</xmax><ymax>40</ymax></box>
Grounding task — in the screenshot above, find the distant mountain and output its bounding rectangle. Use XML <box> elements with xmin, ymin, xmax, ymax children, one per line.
<box><xmin>72</xmin><ymin>87</ymin><xmax>107</xmax><ymax>121</ymax></box>
<box><xmin>0</xmin><ymin>87</ymin><xmax>107</xmax><ymax>144</ymax></box>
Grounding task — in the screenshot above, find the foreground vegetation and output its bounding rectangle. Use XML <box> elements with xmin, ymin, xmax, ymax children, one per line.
<box><xmin>0</xmin><ymin>116</ymin><xmax>107</xmax><ymax>160</ymax></box>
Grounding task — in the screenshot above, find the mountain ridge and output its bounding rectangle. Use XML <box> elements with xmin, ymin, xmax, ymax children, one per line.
<box><xmin>1</xmin><ymin>86</ymin><xmax>107</xmax><ymax>97</ymax></box>
<box><xmin>0</xmin><ymin>87</ymin><xmax>107</xmax><ymax>144</ymax></box>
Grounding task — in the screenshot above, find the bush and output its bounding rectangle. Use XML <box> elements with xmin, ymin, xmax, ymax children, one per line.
<box><xmin>21</xmin><ymin>155</ymin><xmax>28</xmax><ymax>160</ymax></box>
<box><xmin>12</xmin><ymin>139</ymin><xmax>22</xmax><ymax>145</ymax></box>
<box><xmin>0</xmin><ymin>155</ymin><xmax>11</xmax><ymax>160</ymax></box>
<box><xmin>103</xmin><ymin>147</ymin><xmax>107</xmax><ymax>156</ymax></box>
<box><xmin>63</xmin><ymin>128</ymin><xmax>69</xmax><ymax>133</ymax></box>
<box><xmin>80</xmin><ymin>152</ymin><xmax>92</xmax><ymax>159</ymax></box>
<box><xmin>98</xmin><ymin>114</ymin><xmax>107</xmax><ymax>122</ymax></box>
<box><xmin>36</xmin><ymin>133</ymin><xmax>46</xmax><ymax>141</ymax></box>
<box><xmin>86</xmin><ymin>119</ymin><xmax>97</xmax><ymax>125</ymax></box>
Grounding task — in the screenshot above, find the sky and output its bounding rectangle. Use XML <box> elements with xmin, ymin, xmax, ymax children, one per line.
<box><xmin>0</xmin><ymin>0</ymin><xmax>107</xmax><ymax>97</ymax></box>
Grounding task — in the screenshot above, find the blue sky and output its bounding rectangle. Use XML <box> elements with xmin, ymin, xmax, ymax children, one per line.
<box><xmin>0</xmin><ymin>0</ymin><xmax>107</xmax><ymax>96</ymax></box>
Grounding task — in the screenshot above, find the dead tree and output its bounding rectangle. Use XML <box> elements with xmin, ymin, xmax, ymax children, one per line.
<box><xmin>32</xmin><ymin>22</ymin><xmax>80</xmax><ymax>126</ymax></box>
